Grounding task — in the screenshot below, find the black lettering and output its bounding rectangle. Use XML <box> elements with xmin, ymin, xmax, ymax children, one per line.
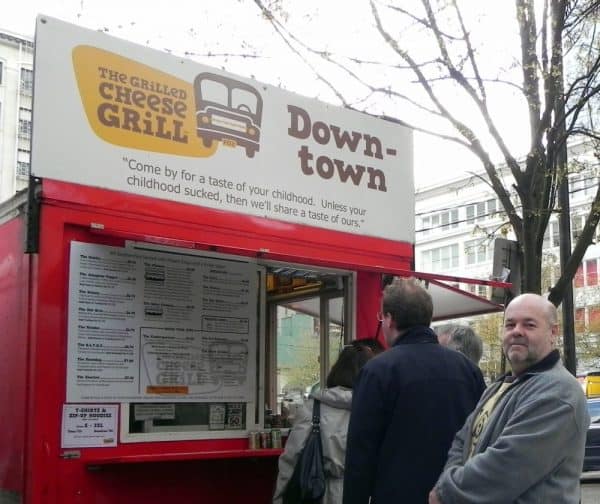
<box><xmin>333</xmin><ymin>159</ymin><xmax>365</xmax><ymax>185</ymax></box>
<box><xmin>367</xmin><ymin>167</ymin><xmax>387</xmax><ymax>191</ymax></box>
<box><xmin>97</xmin><ymin>103</ymin><xmax>120</xmax><ymax>127</ymax></box>
<box><xmin>364</xmin><ymin>135</ymin><xmax>383</xmax><ymax>159</ymax></box>
<box><xmin>298</xmin><ymin>145</ymin><xmax>313</xmax><ymax>174</ymax></box>
<box><xmin>312</xmin><ymin>121</ymin><xmax>330</xmax><ymax>145</ymax></box>
<box><xmin>330</xmin><ymin>126</ymin><xmax>362</xmax><ymax>152</ymax></box>
<box><xmin>316</xmin><ymin>155</ymin><xmax>334</xmax><ymax>179</ymax></box>
<box><xmin>288</xmin><ymin>105</ymin><xmax>311</xmax><ymax>139</ymax></box>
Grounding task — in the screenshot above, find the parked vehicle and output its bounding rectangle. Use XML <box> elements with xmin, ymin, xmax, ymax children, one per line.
<box><xmin>588</xmin><ymin>372</ymin><xmax>600</xmax><ymax>398</ymax></box>
<box><xmin>582</xmin><ymin>372</ymin><xmax>600</xmax><ymax>398</ymax></box>
<box><xmin>583</xmin><ymin>398</ymin><xmax>600</xmax><ymax>472</ymax></box>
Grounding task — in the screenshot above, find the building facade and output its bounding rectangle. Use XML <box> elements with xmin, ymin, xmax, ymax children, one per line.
<box><xmin>0</xmin><ymin>29</ymin><xmax>33</xmax><ymax>203</ymax></box>
<box><xmin>415</xmin><ymin>142</ymin><xmax>600</xmax><ymax>371</ymax></box>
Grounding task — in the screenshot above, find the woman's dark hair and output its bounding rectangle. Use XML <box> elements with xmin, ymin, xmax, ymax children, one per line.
<box><xmin>326</xmin><ymin>338</ymin><xmax>383</xmax><ymax>389</ymax></box>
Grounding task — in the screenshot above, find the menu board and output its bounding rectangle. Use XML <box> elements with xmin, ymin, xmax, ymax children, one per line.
<box><xmin>66</xmin><ymin>242</ymin><xmax>258</xmax><ymax>403</ymax></box>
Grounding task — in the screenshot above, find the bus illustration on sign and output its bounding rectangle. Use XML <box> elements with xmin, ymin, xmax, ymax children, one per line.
<box><xmin>194</xmin><ymin>72</ymin><xmax>263</xmax><ymax>158</ymax></box>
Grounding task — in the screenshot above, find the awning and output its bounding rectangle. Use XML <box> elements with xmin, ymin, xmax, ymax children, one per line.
<box><xmin>420</xmin><ymin>277</ymin><xmax>505</xmax><ymax>321</ymax></box>
<box><xmin>281</xmin><ymin>272</ymin><xmax>507</xmax><ymax>324</ymax></box>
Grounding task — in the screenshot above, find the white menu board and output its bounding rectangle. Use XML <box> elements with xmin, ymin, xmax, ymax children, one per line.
<box><xmin>67</xmin><ymin>242</ymin><xmax>258</xmax><ymax>403</ymax></box>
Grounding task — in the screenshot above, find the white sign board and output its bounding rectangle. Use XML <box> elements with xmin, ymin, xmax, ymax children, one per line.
<box><xmin>61</xmin><ymin>404</ymin><xmax>118</xmax><ymax>448</ymax></box>
<box><xmin>32</xmin><ymin>16</ymin><xmax>414</xmax><ymax>243</ymax></box>
<box><xmin>67</xmin><ymin>242</ymin><xmax>258</xmax><ymax>403</ymax></box>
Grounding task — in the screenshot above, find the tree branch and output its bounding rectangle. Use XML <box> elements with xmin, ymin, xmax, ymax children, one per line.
<box><xmin>515</xmin><ymin>0</ymin><xmax>543</xmax><ymax>142</ymax></box>
<box><xmin>252</xmin><ymin>0</ymin><xmax>350</xmax><ymax>105</ymax></box>
<box><xmin>451</xmin><ymin>0</ymin><xmax>487</xmax><ymax>101</ymax></box>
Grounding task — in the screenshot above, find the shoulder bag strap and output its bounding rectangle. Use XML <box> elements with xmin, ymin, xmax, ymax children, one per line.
<box><xmin>311</xmin><ymin>399</ymin><xmax>321</xmax><ymax>433</ymax></box>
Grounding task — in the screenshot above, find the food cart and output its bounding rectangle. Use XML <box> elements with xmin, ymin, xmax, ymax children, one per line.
<box><xmin>0</xmin><ymin>16</ymin><xmax>506</xmax><ymax>503</ymax></box>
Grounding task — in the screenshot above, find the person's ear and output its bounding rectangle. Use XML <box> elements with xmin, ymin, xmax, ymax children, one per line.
<box><xmin>550</xmin><ymin>323</ymin><xmax>559</xmax><ymax>347</ymax></box>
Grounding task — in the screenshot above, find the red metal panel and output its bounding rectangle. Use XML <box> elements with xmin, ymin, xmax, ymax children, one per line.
<box><xmin>0</xmin><ymin>216</ymin><xmax>29</xmax><ymax>499</ymax></box>
<box><xmin>56</xmin><ymin>457</ymin><xmax>279</xmax><ymax>503</ymax></box>
<box><xmin>41</xmin><ymin>180</ymin><xmax>414</xmax><ymax>270</ymax></box>
<box><xmin>356</xmin><ymin>271</ymin><xmax>385</xmax><ymax>346</ymax></box>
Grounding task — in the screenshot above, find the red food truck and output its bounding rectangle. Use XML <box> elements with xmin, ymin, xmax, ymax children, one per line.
<box><xmin>0</xmin><ymin>16</ymin><xmax>506</xmax><ymax>503</ymax></box>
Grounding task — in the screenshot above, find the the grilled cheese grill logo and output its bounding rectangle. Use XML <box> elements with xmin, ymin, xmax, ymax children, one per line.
<box><xmin>73</xmin><ymin>46</ymin><xmax>218</xmax><ymax>157</ymax></box>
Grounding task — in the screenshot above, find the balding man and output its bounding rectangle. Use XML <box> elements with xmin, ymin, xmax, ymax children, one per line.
<box><xmin>429</xmin><ymin>293</ymin><xmax>590</xmax><ymax>504</ymax></box>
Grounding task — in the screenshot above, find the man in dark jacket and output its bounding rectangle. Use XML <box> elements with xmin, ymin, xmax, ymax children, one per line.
<box><xmin>343</xmin><ymin>277</ymin><xmax>486</xmax><ymax>504</ymax></box>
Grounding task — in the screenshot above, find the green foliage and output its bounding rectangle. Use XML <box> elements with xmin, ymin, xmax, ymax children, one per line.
<box><xmin>472</xmin><ymin>313</ymin><xmax>505</xmax><ymax>381</ymax></box>
<box><xmin>283</xmin><ymin>349</ymin><xmax>320</xmax><ymax>392</ymax></box>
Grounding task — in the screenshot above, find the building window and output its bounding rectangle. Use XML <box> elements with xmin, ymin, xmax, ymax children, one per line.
<box><xmin>18</xmin><ymin>107</ymin><xmax>32</xmax><ymax>141</ymax></box>
<box><xmin>441</xmin><ymin>209</ymin><xmax>459</xmax><ymax>231</ymax></box>
<box><xmin>575</xmin><ymin>308</ymin><xmax>585</xmax><ymax>334</ymax></box>
<box><xmin>572</xmin><ymin>215</ymin><xmax>584</xmax><ymax>243</ymax></box>
<box><xmin>420</xmin><ymin>210</ymin><xmax>458</xmax><ymax>234</ymax></box>
<box><xmin>0</xmin><ymin>60</ymin><xmax>3</xmax><ymax>85</ymax></box>
<box><xmin>571</xmin><ymin>173</ymin><xmax>584</xmax><ymax>199</ymax></box>
<box><xmin>466</xmin><ymin>205</ymin><xmax>475</xmax><ymax>224</ymax></box>
<box><xmin>18</xmin><ymin>119</ymin><xmax>31</xmax><ymax>140</ymax></box>
<box><xmin>570</xmin><ymin>172</ymin><xmax>597</xmax><ymax>199</ymax></box>
<box><xmin>586</xmin><ymin>260</ymin><xmax>598</xmax><ymax>287</ymax></box>
<box><xmin>20</xmin><ymin>68</ymin><xmax>33</xmax><ymax>95</ymax></box>
<box><xmin>543</xmin><ymin>221</ymin><xmax>559</xmax><ymax>250</ymax></box>
<box><xmin>574</xmin><ymin>264</ymin><xmax>584</xmax><ymax>288</ymax></box>
<box><xmin>477</xmin><ymin>285</ymin><xmax>488</xmax><ymax>298</ymax></box>
<box><xmin>544</xmin><ymin>221</ymin><xmax>560</xmax><ymax>248</ymax></box>
<box><xmin>17</xmin><ymin>149</ymin><xmax>30</xmax><ymax>179</ymax></box>
<box><xmin>465</xmin><ymin>239</ymin><xmax>491</xmax><ymax>265</ymax></box>
<box><xmin>584</xmin><ymin>175</ymin><xmax>597</xmax><ymax>197</ymax></box>
<box><xmin>589</xmin><ymin>307</ymin><xmax>600</xmax><ymax>333</ymax></box>
<box><xmin>16</xmin><ymin>162</ymin><xmax>29</xmax><ymax>178</ymax></box>
<box><xmin>466</xmin><ymin>199</ymin><xmax>498</xmax><ymax>224</ymax></box>
<box><xmin>421</xmin><ymin>244</ymin><xmax>459</xmax><ymax>272</ymax></box>
<box><xmin>421</xmin><ymin>216</ymin><xmax>430</xmax><ymax>236</ymax></box>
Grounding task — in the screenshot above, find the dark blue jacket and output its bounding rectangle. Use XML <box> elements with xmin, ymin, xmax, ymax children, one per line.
<box><xmin>342</xmin><ymin>326</ymin><xmax>486</xmax><ymax>504</ymax></box>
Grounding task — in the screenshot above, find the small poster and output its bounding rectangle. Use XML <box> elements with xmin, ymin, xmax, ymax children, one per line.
<box><xmin>61</xmin><ymin>404</ymin><xmax>118</xmax><ymax>448</ymax></box>
<box><xmin>209</xmin><ymin>403</ymin><xmax>226</xmax><ymax>430</ymax></box>
<box><xmin>226</xmin><ymin>403</ymin><xmax>244</xmax><ymax>430</ymax></box>
<box><xmin>133</xmin><ymin>404</ymin><xmax>176</xmax><ymax>421</ymax></box>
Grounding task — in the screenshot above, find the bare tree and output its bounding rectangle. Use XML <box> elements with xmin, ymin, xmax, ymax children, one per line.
<box><xmin>253</xmin><ymin>0</ymin><xmax>600</xmax><ymax>306</ymax></box>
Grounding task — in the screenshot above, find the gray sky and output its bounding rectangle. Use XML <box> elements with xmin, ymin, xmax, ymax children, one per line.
<box><xmin>2</xmin><ymin>0</ymin><xmax>529</xmax><ymax>189</ymax></box>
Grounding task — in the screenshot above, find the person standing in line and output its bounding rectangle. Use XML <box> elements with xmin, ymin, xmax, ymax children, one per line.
<box><xmin>343</xmin><ymin>278</ymin><xmax>486</xmax><ymax>504</ymax></box>
<box><xmin>273</xmin><ymin>339</ymin><xmax>383</xmax><ymax>504</ymax></box>
<box><xmin>436</xmin><ymin>324</ymin><xmax>484</xmax><ymax>366</ymax></box>
<box><xmin>429</xmin><ymin>293</ymin><xmax>590</xmax><ymax>504</ymax></box>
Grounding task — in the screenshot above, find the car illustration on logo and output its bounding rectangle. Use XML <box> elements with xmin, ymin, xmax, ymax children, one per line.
<box><xmin>194</xmin><ymin>72</ymin><xmax>263</xmax><ymax>158</ymax></box>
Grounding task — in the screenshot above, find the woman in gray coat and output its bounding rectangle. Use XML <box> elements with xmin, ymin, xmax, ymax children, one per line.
<box><xmin>273</xmin><ymin>339</ymin><xmax>383</xmax><ymax>504</ymax></box>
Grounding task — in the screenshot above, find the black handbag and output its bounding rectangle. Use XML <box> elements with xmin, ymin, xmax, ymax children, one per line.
<box><xmin>282</xmin><ymin>399</ymin><xmax>326</xmax><ymax>504</ymax></box>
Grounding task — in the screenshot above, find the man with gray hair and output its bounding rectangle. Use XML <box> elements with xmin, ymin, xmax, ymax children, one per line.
<box><xmin>436</xmin><ymin>324</ymin><xmax>483</xmax><ymax>365</ymax></box>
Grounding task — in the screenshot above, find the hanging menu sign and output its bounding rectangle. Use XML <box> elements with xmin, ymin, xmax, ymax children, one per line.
<box><xmin>66</xmin><ymin>241</ymin><xmax>257</xmax><ymax>403</ymax></box>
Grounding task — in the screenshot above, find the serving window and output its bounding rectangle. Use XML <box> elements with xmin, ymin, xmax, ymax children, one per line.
<box><xmin>65</xmin><ymin>237</ymin><xmax>353</xmax><ymax>444</ymax></box>
<box><xmin>264</xmin><ymin>264</ymin><xmax>353</xmax><ymax>428</ymax></box>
